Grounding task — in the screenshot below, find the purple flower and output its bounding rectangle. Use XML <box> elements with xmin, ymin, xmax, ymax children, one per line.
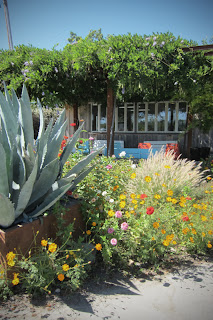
<box><xmin>29</xmin><ymin>60</ymin><xmax>33</xmax><ymax>65</ymax></box>
<box><xmin>11</xmin><ymin>62</ymin><xmax>14</xmax><ymax>66</ymax></box>
<box><xmin>121</xmin><ymin>222</ymin><xmax>129</xmax><ymax>231</ymax></box>
<box><xmin>122</xmin><ymin>87</ymin><xmax>125</xmax><ymax>94</ymax></box>
<box><xmin>153</xmin><ymin>36</ymin><xmax>157</xmax><ymax>41</ymax></box>
<box><xmin>55</xmin><ymin>67</ymin><xmax>58</xmax><ymax>73</ymax></box>
<box><xmin>153</xmin><ymin>41</ymin><xmax>157</xmax><ymax>47</ymax></box>
<box><xmin>146</xmin><ymin>37</ymin><xmax>150</xmax><ymax>41</ymax></box>
<box><xmin>42</xmin><ymin>92</ymin><xmax>45</xmax><ymax>96</ymax></box>
<box><xmin>160</xmin><ymin>41</ymin><xmax>165</xmax><ymax>47</ymax></box>
<box><xmin>115</xmin><ymin>211</ymin><xmax>122</xmax><ymax>218</ymax></box>
<box><xmin>24</xmin><ymin>61</ymin><xmax>29</xmax><ymax>66</ymax></box>
<box><xmin>151</xmin><ymin>52</ymin><xmax>155</xmax><ymax>58</ymax></box>
<box><xmin>108</xmin><ymin>228</ymin><xmax>114</xmax><ymax>234</ymax></box>
<box><xmin>145</xmin><ymin>42</ymin><xmax>149</xmax><ymax>46</ymax></box>
<box><xmin>106</xmin><ymin>164</ymin><xmax>112</xmax><ymax>170</ymax></box>
<box><xmin>110</xmin><ymin>238</ymin><xmax>117</xmax><ymax>246</ymax></box>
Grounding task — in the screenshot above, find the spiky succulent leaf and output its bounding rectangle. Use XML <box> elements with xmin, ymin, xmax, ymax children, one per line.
<box><xmin>36</xmin><ymin>98</ymin><xmax>44</xmax><ymax>140</ymax></box>
<box><xmin>48</xmin><ymin>109</ymin><xmax>66</xmax><ymax>142</ymax></box>
<box><xmin>15</xmin><ymin>157</ymin><xmax>38</xmax><ymax>218</ymax></box>
<box><xmin>0</xmin><ymin>193</ymin><xmax>15</xmax><ymax>228</ymax></box>
<box><xmin>60</xmin><ymin>121</ymin><xmax>85</xmax><ymax>169</ymax></box>
<box><xmin>70</xmin><ymin>165</ymin><xmax>95</xmax><ymax>191</ymax></box>
<box><xmin>29</xmin><ymin>174</ymin><xmax>76</xmax><ymax>219</ymax></box>
<box><xmin>28</xmin><ymin>158</ymin><xmax>60</xmax><ymax>206</ymax></box>
<box><xmin>0</xmin><ymin>143</ymin><xmax>9</xmax><ymax>197</ymax></box>
<box><xmin>18</xmin><ymin>85</ymin><xmax>34</xmax><ymax>148</ymax></box>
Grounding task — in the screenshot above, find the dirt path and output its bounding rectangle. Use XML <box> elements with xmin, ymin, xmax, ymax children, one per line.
<box><xmin>1</xmin><ymin>256</ymin><xmax>213</xmax><ymax>320</ymax></box>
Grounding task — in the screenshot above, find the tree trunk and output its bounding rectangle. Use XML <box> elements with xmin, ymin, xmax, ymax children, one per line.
<box><xmin>107</xmin><ymin>80</ymin><xmax>114</xmax><ymax>156</ymax></box>
<box><xmin>73</xmin><ymin>103</ymin><xmax>79</xmax><ymax>132</ymax></box>
<box><xmin>186</xmin><ymin>110</ymin><xmax>193</xmax><ymax>159</ymax></box>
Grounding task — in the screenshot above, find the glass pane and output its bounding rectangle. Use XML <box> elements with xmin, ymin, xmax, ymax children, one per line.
<box><xmin>148</xmin><ymin>103</ymin><xmax>155</xmax><ymax>131</ymax></box>
<box><xmin>157</xmin><ymin>103</ymin><xmax>165</xmax><ymax>131</ymax></box>
<box><xmin>127</xmin><ymin>104</ymin><xmax>134</xmax><ymax>131</ymax></box>
<box><xmin>168</xmin><ymin>103</ymin><xmax>176</xmax><ymax>131</ymax></box>
<box><xmin>118</xmin><ymin>104</ymin><xmax>124</xmax><ymax>131</ymax></box>
<box><xmin>178</xmin><ymin>102</ymin><xmax>187</xmax><ymax>131</ymax></box>
<box><xmin>100</xmin><ymin>105</ymin><xmax>107</xmax><ymax>131</ymax></box>
<box><xmin>138</xmin><ymin>103</ymin><xmax>145</xmax><ymax>131</ymax></box>
<box><xmin>92</xmin><ymin>105</ymin><xmax>98</xmax><ymax>131</ymax></box>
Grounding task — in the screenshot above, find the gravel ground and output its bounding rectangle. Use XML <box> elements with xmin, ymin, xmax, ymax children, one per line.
<box><xmin>0</xmin><ymin>255</ymin><xmax>213</xmax><ymax>320</ymax></box>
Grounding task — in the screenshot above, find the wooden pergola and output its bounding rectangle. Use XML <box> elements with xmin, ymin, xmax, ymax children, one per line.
<box><xmin>182</xmin><ymin>44</ymin><xmax>213</xmax><ymax>56</ymax></box>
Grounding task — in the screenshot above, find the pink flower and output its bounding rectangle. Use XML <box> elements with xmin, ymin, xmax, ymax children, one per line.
<box><xmin>89</xmin><ymin>137</ymin><xmax>94</xmax><ymax>141</ymax></box>
<box><xmin>110</xmin><ymin>238</ymin><xmax>117</xmax><ymax>246</ymax></box>
<box><xmin>182</xmin><ymin>216</ymin><xmax>189</xmax><ymax>222</ymax></box>
<box><xmin>106</xmin><ymin>164</ymin><xmax>112</xmax><ymax>170</ymax></box>
<box><xmin>115</xmin><ymin>211</ymin><xmax>122</xmax><ymax>218</ymax></box>
<box><xmin>121</xmin><ymin>222</ymin><xmax>128</xmax><ymax>231</ymax></box>
<box><xmin>146</xmin><ymin>207</ymin><xmax>154</xmax><ymax>215</ymax></box>
<box><xmin>108</xmin><ymin>228</ymin><xmax>114</xmax><ymax>234</ymax></box>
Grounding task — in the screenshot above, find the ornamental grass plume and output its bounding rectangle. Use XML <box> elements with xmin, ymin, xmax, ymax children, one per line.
<box><xmin>128</xmin><ymin>148</ymin><xmax>208</xmax><ymax>197</ymax></box>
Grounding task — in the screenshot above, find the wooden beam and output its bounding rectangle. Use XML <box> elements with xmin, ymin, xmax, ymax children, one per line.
<box><xmin>107</xmin><ymin>80</ymin><xmax>114</xmax><ymax>157</ymax></box>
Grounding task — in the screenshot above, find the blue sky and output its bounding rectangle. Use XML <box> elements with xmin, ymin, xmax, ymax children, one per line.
<box><xmin>0</xmin><ymin>0</ymin><xmax>212</xmax><ymax>50</ymax></box>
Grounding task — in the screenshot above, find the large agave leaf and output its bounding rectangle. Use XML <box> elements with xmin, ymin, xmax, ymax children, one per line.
<box><xmin>0</xmin><ymin>91</ymin><xmax>17</xmax><ymax>147</ymax></box>
<box><xmin>18</xmin><ymin>85</ymin><xmax>34</xmax><ymax>148</ymax></box>
<box><xmin>69</xmin><ymin>165</ymin><xmax>95</xmax><ymax>191</ymax></box>
<box><xmin>27</xmin><ymin>158</ymin><xmax>60</xmax><ymax>207</ymax></box>
<box><xmin>0</xmin><ymin>143</ymin><xmax>9</xmax><ymax>197</ymax></box>
<box><xmin>0</xmin><ymin>122</ymin><xmax>13</xmax><ymax>193</ymax></box>
<box><xmin>65</xmin><ymin>147</ymin><xmax>101</xmax><ymax>178</ymax></box>
<box><xmin>15</xmin><ymin>156</ymin><xmax>38</xmax><ymax>218</ymax></box>
<box><xmin>36</xmin><ymin>98</ymin><xmax>44</xmax><ymax>141</ymax></box>
<box><xmin>28</xmin><ymin>174</ymin><xmax>76</xmax><ymax>219</ymax></box>
<box><xmin>0</xmin><ymin>193</ymin><xmax>15</xmax><ymax>228</ymax></box>
<box><xmin>48</xmin><ymin>109</ymin><xmax>66</xmax><ymax>142</ymax></box>
<box><xmin>37</xmin><ymin>118</ymin><xmax>53</xmax><ymax>172</ymax></box>
<box><xmin>59</xmin><ymin>121</ymin><xmax>85</xmax><ymax>169</ymax></box>
<box><xmin>11</xmin><ymin>88</ymin><xmax>20</xmax><ymax>118</ymax></box>
<box><xmin>43</xmin><ymin>120</ymin><xmax>67</xmax><ymax>167</ymax></box>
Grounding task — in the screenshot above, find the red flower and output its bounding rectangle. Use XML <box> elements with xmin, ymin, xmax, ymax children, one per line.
<box><xmin>66</xmin><ymin>190</ymin><xmax>72</xmax><ymax>196</ymax></box>
<box><xmin>140</xmin><ymin>194</ymin><xmax>148</xmax><ymax>199</ymax></box>
<box><xmin>63</xmin><ymin>135</ymin><xmax>68</xmax><ymax>139</ymax></box>
<box><xmin>146</xmin><ymin>206</ymin><xmax>154</xmax><ymax>215</ymax></box>
<box><xmin>79</xmin><ymin>140</ymin><xmax>83</xmax><ymax>144</ymax></box>
<box><xmin>70</xmin><ymin>123</ymin><xmax>76</xmax><ymax>127</ymax></box>
<box><xmin>182</xmin><ymin>216</ymin><xmax>189</xmax><ymax>222</ymax></box>
<box><xmin>186</xmin><ymin>197</ymin><xmax>192</xmax><ymax>200</ymax></box>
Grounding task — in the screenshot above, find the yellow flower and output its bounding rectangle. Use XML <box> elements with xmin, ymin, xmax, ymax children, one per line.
<box><xmin>86</xmin><ymin>230</ymin><xmax>91</xmax><ymax>235</ymax></box>
<box><xmin>182</xmin><ymin>227</ymin><xmax>190</xmax><ymax>234</ymax></box>
<box><xmin>161</xmin><ymin>229</ymin><xmax>166</xmax><ymax>234</ymax></box>
<box><xmin>130</xmin><ymin>210</ymin><xmax>135</xmax><ymax>214</ymax></box>
<box><xmin>164</xmin><ymin>165</ymin><xmax>171</xmax><ymax>169</ymax></box>
<box><xmin>113</xmin><ymin>185</ymin><xmax>119</xmax><ymax>191</ymax></box>
<box><xmin>130</xmin><ymin>193</ymin><xmax>136</xmax><ymax>199</ymax></box>
<box><xmin>120</xmin><ymin>194</ymin><xmax>126</xmax><ymax>200</ymax></box>
<box><xmin>95</xmin><ymin>243</ymin><xmax>102</xmax><ymax>251</ymax></box>
<box><xmin>137</xmin><ymin>194</ymin><xmax>140</xmax><ymax>198</ymax></box>
<box><xmin>153</xmin><ymin>222</ymin><xmax>160</xmax><ymax>229</ymax></box>
<box><xmin>62</xmin><ymin>264</ymin><xmax>70</xmax><ymax>271</ymax></box>
<box><xmin>125</xmin><ymin>211</ymin><xmax>130</xmax><ymax>218</ymax></box>
<box><xmin>58</xmin><ymin>274</ymin><xmax>65</xmax><ymax>281</ymax></box>
<box><xmin>108</xmin><ymin>210</ymin><xmax>115</xmax><ymax>217</ymax></box>
<box><xmin>12</xmin><ymin>278</ymin><xmax>19</xmax><ymax>285</ymax></box>
<box><xmin>180</xmin><ymin>196</ymin><xmax>186</xmax><ymax>203</ymax></box>
<box><xmin>119</xmin><ymin>201</ymin><xmax>126</xmax><ymax>208</ymax></box>
<box><xmin>207</xmin><ymin>243</ymin><xmax>212</xmax><ymax>248</ymax></box>
<box><xmin>166</xmin><ymin>197</ymin><xmax>172</xmax><ymax>202</ymax></box>
<box><xmin>172</xmin><ymin>241</ymin><xmax>177</xmax><ymax>245</ymax></box>
<box><xmin>41</xmin><ymin>240</ymin><xmax>48</xmax><ymax>247</ymax></box>
<box><xmin>191</xmin><ymin>229</ymin><xmax>197</xmax><ymax>235</ymax></box>
<box><xmin>131</xmin><ymin>173</ymin><xmax>136</xmax><ymax>179</ymax></box>
<box><xmin>7</xmin><ymin>260</ymin><xmax>15</xmax><ymax>267</ymax></box>
<box><xmin>163</xmin><ymin>240</ymin><xmax>170</xmax><ymax>246</ymax></box>
<box><xmin>134</xmin><ymin>205</ymin><xmax>138</xmax><ymax>209</ymax></box>
<box><xmin>208</xmin><ymin>230</ymin><xmax>213</xmax><ymax>235</ymax></box>
<box><xmin>6</xmin><ymin>251</ymin><xmax>16</xmax><ymax>261</ymax></box>
<box><xmin>140</xmin><ymin>200</ymin><xmax>145</xmax><ymax>205</ymax></box>
<box><xmin>171</xmin><ymin>198</ymin><xmax>178</xmax><ymax>204</ymax></box>
<box><xmin>152</xmin><ymin>237</ymin><xmax>155</xmax><ymax>241</ymax></box>
<box><xmin>179</xmin><ymin>202</ymin><xmax>185</xmax><ymax>207</ymax></box>
<box><xmin>13</xmin><ymin>273</ymin><xmax>19</xmax><ymax>279</ymax></box>
<box><xmin>48</xmin><ymin>243</ymin><xmax>57</xmax><ymax>253</ymax></box>
<box><xmin>155</xmin><ymin>172</ymin><xmax>160</xmax><ymax>176</ymax></box>
<box><xmin>92</xmin><ymin>222</ymin><xmax>97</xmax><ymax>227</ymax></box>
<box><xmin>202</xmin><ymin>232</ymin><xmax>206</xmax><ymax>237</ymax></box>
<box><xmin>145</xmin><ymin>176</ymin><xmax>151</xmax><ymax>182</ymax></box>
<box><xmin>205</xmin><ymin>190</ymin><xmax>210</xmax><ymax>194</ymax></box>
<box><xmin>201</xmin><ymin>215</ymin><xmax>207</xmax><ymax>222</ymax></box>
<box><xmin>154</xmin><ymin>194</ymin><xmax>161</xmax><ymax>200</ymax></box>
<box><xmin>162</xmin><ymin>183</ymin><xmax>166</xmax><ymax>187</ymax></box>
<box><xmin>190</xmin><ymin>237</ymin><xmax>194</xmax><ymax>243</ymax></box>
<box><xmin>207</xmin><ymin>176</ymin><xmax>212</xmax><ymax>180</ymax></box>
<box><xmin>167</xmin><ymin>189</ymin><xmax>173</xmax><ymax>196</ymax></box>
<box><xmin>131</xmin><ymin>199</ymin><xmax>138</xmax><ymax>205</ymax></box>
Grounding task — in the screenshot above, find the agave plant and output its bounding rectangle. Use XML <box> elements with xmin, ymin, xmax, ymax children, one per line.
<box><xmin>0</xmin><ymin>84</ymin><xmax>100</xmax><ymax>228</ymax></box>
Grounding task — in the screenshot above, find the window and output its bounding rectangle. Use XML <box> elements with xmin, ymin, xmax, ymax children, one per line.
<box><xmin>91</xmin><ymin>101</ymin><xmax>187</xmax><ymax>133</ymax></box>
